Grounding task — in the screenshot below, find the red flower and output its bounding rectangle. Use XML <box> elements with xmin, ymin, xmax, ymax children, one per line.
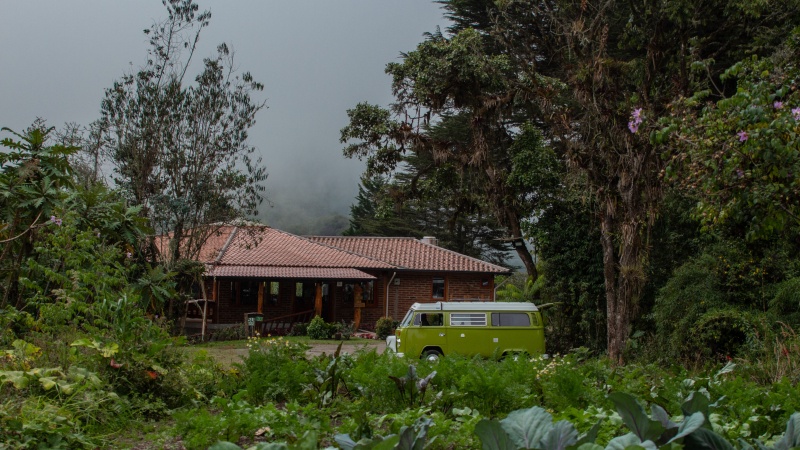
<box><xmin>145</xmin><ymin>371</ymin><xmax>158</xmax><ymax>380</ymax></box>
<box><xmin>110</xmin><ymin>358</ymin><xmax>123</xmax><ymax>369</ymax></box>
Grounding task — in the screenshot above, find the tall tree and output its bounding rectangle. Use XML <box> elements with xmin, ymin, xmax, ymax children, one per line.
<box><xmin>482</xmin><ymin>0</ymin><xmax>800</xmax><ymax>362</ymax></box>
<box><xmin>341</xmin><ymin>46</ymin><xmax>561</xmax><ymax>279</ymax></box>
<box><xmin>0</xmin><ymin>124</ymin><xmax>76</xmax><ymax>308</ymax></box>
<box><xmin>98</xmin><ymin>0</ymin><xmax>267</xmax><ymax>266</ymax></box>
<box><xmin>343</xmin><ymin>0</ymin><xmax>799</xmax><ymax>362</ymax></box>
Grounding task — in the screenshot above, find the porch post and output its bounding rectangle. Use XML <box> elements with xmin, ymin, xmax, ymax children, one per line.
<box><xmin>257</xmin><ymin>281</ymin><xmax>265</xmax><ymax>314</ymax></box>
<box><xmin>314</xmin><ymin>282</ymin><xmax>323</xmax><ymax>317</ymax></box>
<box><xmin>353</xmin><ymin>283</ymin><xmax>363</xmax><ymax>330</ymax></box>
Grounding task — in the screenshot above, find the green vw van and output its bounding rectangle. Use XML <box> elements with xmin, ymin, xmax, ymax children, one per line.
<box><xmin>386</xmin><ymin>302</ymin><xmax>545</xmax><ymax>361</ymax></box>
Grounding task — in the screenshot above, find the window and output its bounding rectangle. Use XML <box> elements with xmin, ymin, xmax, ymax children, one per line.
<box><xmin>450</xmin><ymin>313</ymin><xmax>486</xmax><ymax>326</ymax></box>
<box><xmin>295</xmin><ymin>282</ymin><xmax>304</xmax><ymax>301</ymax></box>
<box><xmin>491</xmin><ymin>313</ymin><xmax>531</xmax><ymax>327</ymax></box>
<box><xmin>269</xmin><ymin>281</ymin><xmax>279</xmax><ymax>304</ymax></box>
<box><xmin>362</xmin><ymin>281</ymin><xmax>374</xmax><ymax>305</ymax></box>
<box><xmin>432</xmin><ymin>277</ymin><xmax>445</xmax><ymax>299</ymax></box>
<box><xmin>239</xmin><ymin>280</ymin><xmax>259</xmax><ymax>306</ymax></box>
<box><xmin>413</xmin><ymin>312</ymin><xmax>443</xmax><ymax>326</ymax></box>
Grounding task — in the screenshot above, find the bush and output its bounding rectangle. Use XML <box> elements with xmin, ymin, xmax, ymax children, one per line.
<box><xmin>307</xmin><ymin>316</ymin><xmax>330</xmax><ymax>340</ymax></box>
<box><xmin>210</xmin><ymin>324</ymin><xmax>247</xmax><ymax>342</ymax></box>
<box><xmin>288</xmin><ymin>322</ymin><xmax>308</xmax><ymax>336</ymax></box>
<box><xmin>241</xmin><ymin>336</ymin><xmax>311</xmax><ymax>403</ymax></box>
<box><xmin>375</xmin><ymin>317</ymin><xmax>395</xmax><ymax>340</ymax></box>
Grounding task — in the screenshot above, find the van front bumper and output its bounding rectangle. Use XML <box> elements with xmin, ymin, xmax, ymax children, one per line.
<box><xmin>385</xmin><ymin>335</ymin><xmax>397</xmax><ymax>352</ymax></box>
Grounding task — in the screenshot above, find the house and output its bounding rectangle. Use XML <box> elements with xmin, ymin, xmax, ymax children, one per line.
<box><xmin>185</xmin><ymin>225</ymin><xmax>510</xmax><ymax>334</ymax></box>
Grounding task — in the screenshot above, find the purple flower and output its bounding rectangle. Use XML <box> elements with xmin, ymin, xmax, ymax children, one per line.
<box><xmin>737</xmin><ymin>130</ymin><xmax>749</xmax><ymax>142</ymax></box>
<box><xmin>126</xmin><ymin>252</ymin><xmax>132</xmax><ymax>259</ymax></box>
<box><xmin>792</xmin><ymin>107</ymin><xmax>800</xmax><ymax>121</ymax></box>
<box><xmin>774</xmin><ymin>101</ymin><xmax>784</xmax><ymax>110</ymax></box>
<box><xmin>735</xmin><ymin>169</ymin><xmax>744</xmax><ymax>178</ymax></box>
<box><xmin>50</xmin><ymin>216</ymin><xmax>62</xmax><ymax>226</ymax></box>
<box><xmin>628</xmin><ymin>107</ymin><xmax>643</xmax><ymax>134</ymax></box>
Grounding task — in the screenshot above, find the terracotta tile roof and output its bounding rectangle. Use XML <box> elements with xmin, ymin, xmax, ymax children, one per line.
<box><xmin>307</xmin><ymin>236</ymin><xmax>510</xmax><ymax>274</ymax></box>
<box><xmin>206</xmin><ymin>266</ymin><xmax>376</xmax><ymax>280</ymax></box>
<box><xmin>216</xmin><ymin>227</ymin><xmax>394</xmax><ymax>270</ymax></box>
<box><xmin>154</xmin><ymin>226</ymin><xmax>237</xmax><ymax>264</ymax></box>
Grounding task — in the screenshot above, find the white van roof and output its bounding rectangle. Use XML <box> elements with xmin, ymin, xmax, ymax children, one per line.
<box><xmin>409</xmin><ymin>301</ymin><xmax>539</xmax><ymax>312</ymax></box>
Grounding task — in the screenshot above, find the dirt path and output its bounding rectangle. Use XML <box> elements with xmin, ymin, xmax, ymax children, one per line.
<box><xmin>191</xmin><ymin>339</ymin><xmax>386</xmax><ymax>367</ymax></box>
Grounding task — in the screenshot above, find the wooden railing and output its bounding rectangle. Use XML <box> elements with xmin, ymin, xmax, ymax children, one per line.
<box><xmin>259</xmin><ymin>309</ymin><xmax>315</xmax><ymax>336</ymax></box>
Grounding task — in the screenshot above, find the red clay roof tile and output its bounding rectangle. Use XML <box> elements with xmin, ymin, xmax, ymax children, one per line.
<box><xmin>306</xmin><ymin>236</ymin><xmax>509</xmax><ymax>273</ymax></box>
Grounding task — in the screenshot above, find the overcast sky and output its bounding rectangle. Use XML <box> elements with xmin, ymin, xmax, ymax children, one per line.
<box><xmin>0</xmin><ymin>1</ymin><xmax>449</xmax><ymax>232</ymax></box>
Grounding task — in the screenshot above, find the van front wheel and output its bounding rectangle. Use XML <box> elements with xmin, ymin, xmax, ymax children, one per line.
<box><xmin>422</xmin><ymin>349</ymin><xmax>442</xmax><ymax>363</ymax></box>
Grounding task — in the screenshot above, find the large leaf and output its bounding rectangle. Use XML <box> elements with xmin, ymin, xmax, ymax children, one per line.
<box><xmin>650</xmin><ymin>405</ymin><xmax>677</xmax><ymax>430</ymax></box>
<box><xmin>475</xmin><ymin>419</ymin><xmax>518</xmax><ymax>450</ymax></box>
<box><xmin>573</xmin><ymin>421</ymin><xmax>602</xmax><ymax>447</ymax></box>
<box><xmin>500</xmin><ymin>406</ymin><xmax>554</xmax><ymax>449</ymax></box>
<box><xmin>335</xmin><ymin>434</ymin><xmax>359</xmax><ymax>450</ymax></box>
<box><xmin>209</xmin><ymin>442</ymin><xmax>244</xmax><ymax>450</ymax></box>
<box><xmin>682</xmin><ymin>427</ymin><xmax>735</xmax><ymax>450</ymax></box>
<box><xmin>540</xmin><ymin>421</ymin><xmax>579</xmax><ymax>450</ymax></box>
<box><xmin>609</xmin><ymin>393</ymin><xmax>665</xmax><ymax>442</ymax></box>
<box><xmin>605</xmin><ymin>433</ymin><xmax>657</xmax><ymax>450</ymax></box>
<box><xmin>0</xmin><ymin>370</ymin><xmax>28</xmax><ymax>389</ymax></box>
<box><xmin>773</xmin><ymin>413</ymin><xmax>800</xmax><ymax>450</ymax></box>
<box><xmin>681</xmin><ymin>393</ymin><xmax>710</xmax><ymax>422</ymax></box>
<box><xmin>668</xmin><ymin>412</ymin><xmax>705</xmax><ymax>443</ymax></box>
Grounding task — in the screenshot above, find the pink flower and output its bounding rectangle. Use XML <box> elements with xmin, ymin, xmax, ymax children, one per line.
<box><xmin>774</xmin><ymin>101</ymin><xmax>784</xmax><ymax>109</ymax></box>
<box><xmin>628</xmin><ymin>107</ymin><xmax>643</xmax><ymax>134</ymax></box>
<box><xmin>126</xmin><ymin>252</ymin><xmax>132</xmax><ymax>259</ymax></box>
<box><xmin>792</xmin><ymin>107</ymin><xmax>800</xmax><ymax>121</ymax></box>
<box><xmin>737</xmin><ymin>130</ymin><xmax>749</xmax><ymax>142</ymax></box>
<box><xmin>49</xmin><ymin>216</ymin><xmax>62</xmax><ymax>226</ymax></box>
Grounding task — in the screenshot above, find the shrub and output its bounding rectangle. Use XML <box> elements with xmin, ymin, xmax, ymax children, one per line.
<box><xmin>375</xmin><ymin>317</ymin><xmax>395</xmax><ymax>340</ymax></box>
<box><xmin>241</xmin><ymin>336</ymin><xmax>311</xmax><ymax>403</ymax></box>
<box><xmin>307</xmin><ymin>316</ymin><xmax>330</xmax><ymax>340</ymax></box>
<box><xmin>210</xmin><ymin>324</ymin><xmax>247</xmax><ymax>342</ymax></box>
<box><xmin>288</xmin><ymin>322</ymin><xmax>308</xmax><ymax>336</ymax></box>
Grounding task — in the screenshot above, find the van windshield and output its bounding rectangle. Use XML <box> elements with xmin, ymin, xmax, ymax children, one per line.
<box><xmin>399</xmin><ymin>309</ymin><xmax>414</xmax><ymax>327</ymax></box>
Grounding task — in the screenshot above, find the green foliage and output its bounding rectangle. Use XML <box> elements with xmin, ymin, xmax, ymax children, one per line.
<box><xmin>336</xmin><ymin>416</ymin><xmax>433</xmax><ymax>450</ymax></box>
<box><xmin>388</xmin><ymin>365</ymin><xmax>437</xmax><ymax>408</ymax></box>
<box><xmin>304</xmin><ymin>343</ymin><xmax>350</xmax><ymax>406</ymax></box>
<box><xmin>175</xmin><ymin>399</ymin><xmax>329</xmax><ymax>450</ymax></box>
<box><xmin>375</xmin><ymin>317</ymin><xmax>395</xmax><ymax>340</ymax></box>
<box><xmin>664</xmin><ymin>31</ymin><xmax>800</xmax><ymax>240</ymax></box>
<box><xmin>307</xmin><ymin>316</ymin><xmax>331</xmax><ymax>340</ymax></box>
<box><xmin>241</xmin><ymin>336</ymin><xmax>312</xmax><ymax>404</ymax></box>
<box><xmin>288</xmin><ymin>322</ymin><xmax>308</xmax><ymax>337</ymax></box>
<box><xmin>652</xmin><ymin>239</ymin><xmax>800</xmax><ymax>364</ymax></box>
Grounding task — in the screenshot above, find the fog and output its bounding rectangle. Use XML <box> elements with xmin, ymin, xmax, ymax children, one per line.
<box><xmin>0</xmin><ymin>1</ymin><xmax>448</xmax><ymax>234</ymax></box>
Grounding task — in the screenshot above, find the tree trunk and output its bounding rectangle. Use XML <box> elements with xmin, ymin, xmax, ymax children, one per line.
<box><xmin>506</xmin><ymin>209</ymin><xmax>538</xmax><ymax>281</ymax></box>
<box><xmin>599</xmin><ymin>209</ymin><xmax>622</xmax><ymax>364</ymax></box>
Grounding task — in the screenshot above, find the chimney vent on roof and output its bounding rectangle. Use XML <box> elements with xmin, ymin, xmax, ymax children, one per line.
<box><xmin>420</xmin><ymin>236</ymin><xmax>438</xmax><ymax>246</ymax></box>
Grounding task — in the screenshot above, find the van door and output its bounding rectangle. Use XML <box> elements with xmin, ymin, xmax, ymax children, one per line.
<box><xmin>447</xmin><ymin>312</ymin><xmax>492</xmax><ymax>356</ymax></box>
<box><xmin>408</xmin><ymin>311</ymin><xmax>447</xmax><ymax>358</ymax></box>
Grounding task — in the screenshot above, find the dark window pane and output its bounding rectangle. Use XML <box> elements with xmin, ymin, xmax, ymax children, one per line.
<box><xmin>491</xmin><ymin>313</ymin><xmax>531</xmax><ymax>327</ymax></box>
<box><xmin>432</xmin><ymin>277</ymin><xmax>445</xmax><ymax>298</ymax></box>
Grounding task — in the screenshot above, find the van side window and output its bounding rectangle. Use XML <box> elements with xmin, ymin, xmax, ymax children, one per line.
<box><xmin>450</xmin><ymin>313</ymin><xmax>486</xmax><ymax>326</ymax></box>
<box><xmin>414</xmin><ymin>312</ymin><xmax>443</xmax><ymax>326</ymax></box>
<box><xmin>491</xmin><ymin>313</ymin><xmax>531</xmax><ymax>327</ymax></box>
